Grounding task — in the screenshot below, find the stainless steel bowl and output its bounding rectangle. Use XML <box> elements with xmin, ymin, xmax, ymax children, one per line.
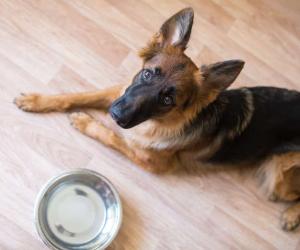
<box><xmin>34</xmin><ymin>169</ymin><xmax>122</xmax><ymax>250</ymax></box>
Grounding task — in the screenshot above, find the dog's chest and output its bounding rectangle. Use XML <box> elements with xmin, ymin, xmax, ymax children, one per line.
<box><xmin>123</xmin><ymin>128</ymin><xmax>175</xmax><ymax>149</ymax></box>
<box><xmin>121</xmin><ymin>121</ymin><xmax>223</xmax><ymax>161</ymax></box>
<box><xmin>120</xmin><ymin>121</ymin><xmax>184</xmax><ymax>149</ymax></box>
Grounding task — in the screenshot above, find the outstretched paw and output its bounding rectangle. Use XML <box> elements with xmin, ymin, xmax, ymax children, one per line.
<box><xmin>281</xmin><ymin>207</ymin><xmax>300</xmax><ymax>231</ymax></box>
<box><xmin>69</xmin><ymin>112</ymin><xmax>94</xmax><ymax>132</ymax></box>
<box><xmin>14</xmin><ymin>93</ymin><xmax>42</xmax><ymax>112</ymax></box>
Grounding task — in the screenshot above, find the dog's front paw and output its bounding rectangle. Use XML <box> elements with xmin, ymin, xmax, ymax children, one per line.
<box><xmin>69</xmin><ymin>112</ymin><xmax>93</xmax><ymax>132</ymax></box>
<box><xmin>14</xmin><ymin>93</ymin><xmax>42</xmax><ymax>112</ymax></box>
<box><xmin>281</xmin><ymin>207</ymin><xmax>300</xmax><ymax>231</ymax></box>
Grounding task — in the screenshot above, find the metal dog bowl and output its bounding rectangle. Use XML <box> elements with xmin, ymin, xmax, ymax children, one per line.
<box><xmin>35</xmin><ymin>169</ymin><xmax>122</xmax><ymax>250</ymax></box>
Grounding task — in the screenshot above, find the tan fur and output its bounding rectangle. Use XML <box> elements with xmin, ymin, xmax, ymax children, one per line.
<box><xmin>257</xmin><ymin>152</ymin><xmax>300</xmax><ymax>231</ymax></box>
<box><xmin>257</xmin><ymin>152</ymin><xmax>300</xmax><ymax>200</ymax></box>
<box><xmin>14</xmin><ymin>55</ymin><xmax>300</xmax><ymax>233</ymax></box>
<box><xmin>228</xmin><ymin>88</ymin><xmax>254</xmax><ymax>139</ymax></box>
<box><xmin>282</xmin><ymin>203</ymin><xmax>300</xmax><ymax>231</ymax></box>
<box><xmin>138</xmin><ymin>33</ymin><xmax>163</xmax><ymax>61</ymax></box>
<box><xmin>14</xmin><ymin>8</ymin><xmax>300</xmax><ymax>232</ymax></box>
<box><xmin>14</xmin><ymin>84</ymin><xmax>123</xmax><ymax>112</ymax></box>
<box><xmin>134</xmin><ymin>47</ymin><xmax>222</xmax><ymax>151</ymax></box>
<box><xmin>69</xmin><ymin>112</ymin><xmax>178</xmax><ymax>173</ymax></box>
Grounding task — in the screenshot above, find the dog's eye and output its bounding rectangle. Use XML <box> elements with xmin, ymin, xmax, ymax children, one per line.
<box><xmin>163</xmin><ymin>95</ymin><xmax>173</xmax><ymax>106</ymax></box>
<box><xmin>142</xmin><ymin>69</ymin><xmax>152</xmax><ymax>81</ymax></box>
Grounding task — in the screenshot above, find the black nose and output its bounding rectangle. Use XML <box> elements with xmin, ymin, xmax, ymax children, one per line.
<box><xmin>110</xmin><ymin>109</ymin><xmax>120</xmax><ymax>121</ymax></box>
<box><xmin>109</xmin><ymin>105</ymin><xmax>129</xmax><ymax>128</ymax></box>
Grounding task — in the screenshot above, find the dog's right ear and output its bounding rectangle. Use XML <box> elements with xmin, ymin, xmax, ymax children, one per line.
<box><xmin>139</xmin><ymin>8</ymin><xmax>194</xmax><ymax>60</ymax></box>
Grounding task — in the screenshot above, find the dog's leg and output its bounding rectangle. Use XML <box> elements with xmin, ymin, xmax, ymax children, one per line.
<box><xmin>69</xmin><ymin>112</ymin><xmax>177</xmax><ymax>173</ymax></box>
<box><xmin>258</xmin><ymin>152</ymin><xmax>300</xmax><ymax>231</ymax></box>
<box><xmin>280</xmin><ymin>165</ymin><xmax>300</xmax><ymax>231</ymax></box>
<box><xmin>14</xmin><ymin>84</ymin><xmax>124</xmax><ymax>112</ymax></box>
<box><xmin>282</xmin><ymin>203</ymin><xmax>300</xmax><ymax>231</ymax></box>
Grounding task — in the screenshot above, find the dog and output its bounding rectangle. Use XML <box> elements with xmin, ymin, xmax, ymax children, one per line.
<box><xmin>14</xmin><ymin>8</ymin><xmax>300</xmax><ymax>231</ymax></box>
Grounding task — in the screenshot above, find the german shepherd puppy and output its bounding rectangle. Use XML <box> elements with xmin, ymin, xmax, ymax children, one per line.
<box><xmin>14</xmin><ymin>8</ymin><xmax>300</xmax><ymax>231</ymax></box>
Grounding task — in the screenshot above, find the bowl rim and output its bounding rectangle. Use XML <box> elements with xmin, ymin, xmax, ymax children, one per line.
<box><xmin>34</xmin><ymin>168</ymin><xmax>123</xmax><ymax>250</ymax></box>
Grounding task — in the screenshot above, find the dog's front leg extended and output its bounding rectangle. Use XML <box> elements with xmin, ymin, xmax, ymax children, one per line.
<box><xmin>69</xmin><ymin>112</ymin><xmax>178</xmax><ymax>173</ymax></box>
<box><xmin>14</xmin><ymin>84</ymin><xmax>124</xmax><ymax>113</ymax></box>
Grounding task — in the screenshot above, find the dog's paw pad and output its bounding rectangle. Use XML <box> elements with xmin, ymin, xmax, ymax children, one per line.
<box><xmin>69</xmin><ymin>112</ymin><xmax>93</xmax><ymax>131</ymax></box>
<box><xmin>281</xmin><ymin>208</ymin><xmax>300</xmax><ymax>231</ymax></box>
<box><xmin>14</xmin><ymin>94</ymin><xmax>40</xmax><ymax>112</ymax></box>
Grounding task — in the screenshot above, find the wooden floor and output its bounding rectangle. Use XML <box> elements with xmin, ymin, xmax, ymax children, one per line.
<box><xmin>0</xmin><ymin>0</ymin><xmax>300</xmax><ymax>249</ymax></box>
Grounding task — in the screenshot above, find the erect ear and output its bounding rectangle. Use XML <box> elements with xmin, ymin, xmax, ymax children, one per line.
<box><xmin>201</xmin><ymin>60</ymin><xmax>245</xmax><ymax>90</ymax></box>
<box><xmin>139</xmin><ymin>8</ymin><xmax>194</xmax><ymax>60</ymax></box>
<box><xmin>159</xmin><ymin>7</ymin><xmax>194</xmax><ymax>49</ymax></box>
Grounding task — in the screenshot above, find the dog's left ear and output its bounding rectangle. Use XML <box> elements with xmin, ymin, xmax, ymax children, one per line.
<box><xmin>140</xmin><ymin>8</ymin><xmax>194</xmax><ymax>60</ymax></box>
<box><xmin>201</xmin><ymin>60</ymin><xmax>245</xmax><ymax>91</ymax></box>
<box><xmin>159</xmin><ymin>7</ymin><xmax>194</xmax><ymax>49</ymax></box>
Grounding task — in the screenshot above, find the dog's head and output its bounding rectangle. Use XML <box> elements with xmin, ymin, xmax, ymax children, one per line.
<box><xmin>110</xmin><ymin>8</ymin><xmax>244</xmax><ymax>129</ymax></box>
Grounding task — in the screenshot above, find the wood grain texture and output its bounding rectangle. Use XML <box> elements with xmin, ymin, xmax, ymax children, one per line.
<box><xmin>1</xmin><ymin>0</ymin><xmax>300</xmax><ymax>249</ymax></box>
